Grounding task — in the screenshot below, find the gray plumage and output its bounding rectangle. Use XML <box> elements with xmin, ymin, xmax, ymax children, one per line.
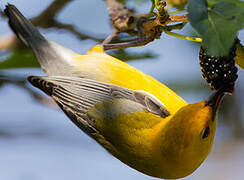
<box><xmin>4</xmin><ymin>4</ymin><xmax>76</xmax><ymax>76</ymax></box>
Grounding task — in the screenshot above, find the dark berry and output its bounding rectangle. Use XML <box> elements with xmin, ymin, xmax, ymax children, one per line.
<box><xmin>199</xmin><ymin>39</ymin><xmax>239</xmax><ymax>92</ymax></box>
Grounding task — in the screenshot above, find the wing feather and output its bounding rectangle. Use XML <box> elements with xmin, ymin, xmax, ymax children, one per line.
<box><xmin>28</xmin><ymin>76</ymin><xmax>170</xmax><ymax>135</ymax></box>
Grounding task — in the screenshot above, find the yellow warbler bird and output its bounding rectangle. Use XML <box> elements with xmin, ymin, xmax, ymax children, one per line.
<box><xmin>5</xmin><ymin>4</ymin><xmax>225</xmax><ymax>179</ymax></box>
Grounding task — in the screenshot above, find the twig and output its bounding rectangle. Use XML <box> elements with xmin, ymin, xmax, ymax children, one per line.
<box><xmin>0</xmin><ymin>75</ymin><xmax>57</xmax><ymax>108</ymax></box>
<box><xmin>31</xmin><ymin>0</ymin><xmax>73</xmax><ymax>27</ymax></box>
<box><xmin>168</xmin><ymin>14</ymin><xmax>188</xmax><ymax>23</ymax></box>
<box><xmin>52</xmin><ymin>21</ymin><xmax>103</xmax><ymax>42</ymax></box>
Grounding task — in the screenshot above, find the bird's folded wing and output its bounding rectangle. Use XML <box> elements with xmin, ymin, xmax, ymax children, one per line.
<box><xmin>28</xmin><ymin>76</ymin><xmax>170</xmax><ymax>134</ymax></box>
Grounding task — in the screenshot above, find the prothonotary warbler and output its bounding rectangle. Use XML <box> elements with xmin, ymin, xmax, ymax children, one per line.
<box><xmin>4</xmin><ymin>4</ymin><xmax>226</xmax><ymax>179</ymax></box>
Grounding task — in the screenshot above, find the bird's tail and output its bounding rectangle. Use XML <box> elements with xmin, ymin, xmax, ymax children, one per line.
<box><xmin>4</xmin><ymin>4</ymin><xmax>76</xmax><ymax>76</ymax></box>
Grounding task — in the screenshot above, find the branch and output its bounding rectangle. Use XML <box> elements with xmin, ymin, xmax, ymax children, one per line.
<box><xmin>0</xmin><ymin>74</ymin><xmax>57</xmax><ymax>108</ymax></box>
<box><xmin>102</xmin><ymin>0</ymin><xmax>188</xmax><ymax>50</ymax></box>
<box><xmin>51</xmin><ymin>21</ymin><xmax>103</xmax><ymax>42</ymax></box>
<box><xmin>31</xmin><ymin>0</ymin><xmax>73</xmax><ymax>27</ymax></box>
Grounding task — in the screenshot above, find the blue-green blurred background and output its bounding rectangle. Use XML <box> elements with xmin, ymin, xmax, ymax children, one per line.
<box><xmin>0</xmin><ymin>0</ymin><xmax>244</xmax><ymax>179</ymax></box>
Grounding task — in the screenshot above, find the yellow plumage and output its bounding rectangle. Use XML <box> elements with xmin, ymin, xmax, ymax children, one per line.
<box><xmin>235</xmin><ymin>43</ymin><xmax>244</xmax><ymax>70</ymax></box>
<box><xmin>73</xmin><ymin>45</ymin><xmax>187</xmax><ymax>114</ymax></box>
<box><xmin>88</xmin><ymin>97</ymin><xmax>216</xmax><ymax>178</ymax></box>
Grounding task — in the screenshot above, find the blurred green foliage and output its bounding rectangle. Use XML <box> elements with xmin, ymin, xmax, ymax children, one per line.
<box><xmin>0</xmin><ymin>49</ymin><xmax>39</xmax><ymax>69</ymax></box>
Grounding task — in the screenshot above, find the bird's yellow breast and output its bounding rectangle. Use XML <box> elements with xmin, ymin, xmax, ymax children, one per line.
<box><xmin>88</xmin><ymin>100</ymin><xmax>170</xmax><ymax>177</ymax></box>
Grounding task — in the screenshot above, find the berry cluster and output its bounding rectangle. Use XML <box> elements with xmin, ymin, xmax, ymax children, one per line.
<box><xmin>199</xmin><ymin>41</ymin><xmax>238</xmax><ymax>92</ymax></box>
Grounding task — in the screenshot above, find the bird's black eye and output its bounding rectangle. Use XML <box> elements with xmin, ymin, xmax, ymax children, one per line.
<box><xmin>202</xmin><ymin>126</ymin><xmax>210</xmax><ymax>139</ymax></box>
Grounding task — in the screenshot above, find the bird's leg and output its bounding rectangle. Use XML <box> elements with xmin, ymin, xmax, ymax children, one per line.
<box><xmin>103</xmin><ymin>36</ymin><xmax>154</xmax><ymax>50</ymax></box>
<box><xmin>102</xmin><ymin>29</ymin><xmax>120</xmax><ymax>45</ymax></box>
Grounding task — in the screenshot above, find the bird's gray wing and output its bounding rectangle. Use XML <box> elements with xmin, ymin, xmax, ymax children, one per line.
<box><xmin>28</xmin><ymin>76</ymin><xmax>170</xmax><ymax>135</ymax></box>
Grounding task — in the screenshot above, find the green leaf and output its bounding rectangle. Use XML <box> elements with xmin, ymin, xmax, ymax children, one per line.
<box><xmin>208</xmin><ymin>0</ymin><xmax>244</xmax><ymax>8</ymax></box>
<box><xmin>188</xmin><ymin>0</ymin><xmax>244</xmax><ymax>56</ymax></box>
<box><xmin>0</xmin><ymin>49</ymin><xmax>40</xmax><ymax>70</ymax></box>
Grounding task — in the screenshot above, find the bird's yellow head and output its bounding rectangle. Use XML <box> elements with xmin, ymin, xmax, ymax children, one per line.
<box><xmin>154</xmin><ymin>90</ymin><xmax>224</xmax><ymax>179</ymax></box>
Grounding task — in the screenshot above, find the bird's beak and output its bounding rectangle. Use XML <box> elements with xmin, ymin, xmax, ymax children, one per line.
<box><xmin>205</xmin><ymin>88</ymin><xmax>227</xmax><ymax>120</ymax></box>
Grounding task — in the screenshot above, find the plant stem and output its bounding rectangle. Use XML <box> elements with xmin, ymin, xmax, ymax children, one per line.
<box><xmin>169</xmin><ymin>9</ymin><xmax>186</xmax><ymax>15</ymax></box>
<box><xmin>164</xmin><ymin>30</ymin><xmax>202</xmax><ymax>42</ymax></box>
<box><xmin>149</xmin><ymin>0</ymin><xmax>155</xmax><ymax>16</ymax></box>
